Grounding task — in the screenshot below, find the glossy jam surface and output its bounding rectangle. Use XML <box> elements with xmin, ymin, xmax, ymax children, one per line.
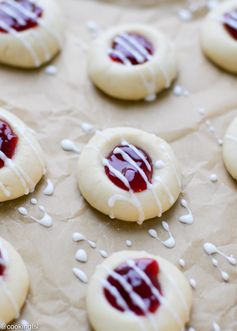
<box><xmin>104</xmin><ymin>144</ymin><xmax>153</xmax><ymax>193</ymax></box>
<box><xmin>0</xmin><ymin>120</ymin><xmax>18</xmax><ymax>168</ymax></box>
<box><xmin>109</xmin><ymin>32</ymin><xmax>154</xmax><ymax>65</ymax></box>
<box><xmin>0</xmin><ymin>0</ymin><xmax>43</xmax><ymax>33</ymax></box>
<box><xmin>104</xmin><ymin>258</ymin><xmax>162</xmax><ymax>316</ymax></box>
<box><xmin>223</xmin><ymin>10</ymin><xmax>237</xmax><ymax>40</ymax></box>
<box><xmin>0</xmin><ymin>250</ymin><xmax>6</xmax><ymax>277</ymax></box>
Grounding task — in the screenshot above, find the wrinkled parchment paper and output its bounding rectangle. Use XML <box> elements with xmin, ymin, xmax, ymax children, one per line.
<box><xmin>0</xmin><ymin>0</ymin><xmax>236</xmax><ymax>330</ymax></box>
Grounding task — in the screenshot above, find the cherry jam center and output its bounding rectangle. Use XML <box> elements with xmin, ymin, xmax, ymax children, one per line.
<box><xmin>223</xmin><ymin>10</ymin><xmax>237</xmax><ymax>40</ymax></box>
<box><xmin>104</xmin><ymin>144</ymin><xmax>153</xmax><ymax>193</ymax></box>
<box><xmin>0</xmin><ymin>120</ymin><xmax>18</xmax><ymax>168</ymax></box>
<box><xmin>109</xmin><ymin>32</ymin><xmax>154</xmax><ymax>65</ymax></box>
<box><xmin>0</xmin><ymin>249</ymin><xmax>6</xmax><ymax>277</ymax></box>
<box><xmin>104</xmin><ymin>258</ymin><xmax>162</xmax><ymax>316</ymax></box>
<box><xmin>0</xmin><ymin>0</ymin><xmax>43</xmax><ymax>33</ymax></box>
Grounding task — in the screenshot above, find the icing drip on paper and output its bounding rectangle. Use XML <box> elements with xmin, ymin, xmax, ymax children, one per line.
<box><xmin>30</xmin><ymin>198</ymin><xmax>37</xmax><ymax>205</ymax></box>
<box><xmin>45</xmin><ymin>65</ymin><xmax>57</xmax><ymax>76</ymax></box>
<box><xmin>126</xmin><ymin>240</ymin><xmax>133</xmax><ymax>247</ymax></box>
<box><xmin>75</xmin><ymin>249</ymin><xmax>88</xmax><ymax>263</ymax></box>
<box><xmin>205</xmin><ymin>120</ymin><xmax>223</xmax><ymax>146</ymax></box>
<box><xmin>30</xmin><ymin>205</ymin><xmax>53</xmax><ymax>228</ymax></box>
<box><xmin>61</xmin><ymin>139</ymin><xmax>80</xmax><ymax>153</ymax></box>
<box><xmin>178</xmin><ymin>258</ymin><xmax>186</xmax><ymax>268</ymax></box>
<box><xmin>148</xmin><ymin>222</ymin><xmax>176</xmax><ymax>249</ymax></box>
<box><xmin>189</xmin><ymin>278</ymin><xmax>196</xmax><ymax>289</ymax></box>
<box><xmin>99</xmin><ymin>249</ymin><xmax>108</xmax><ymax>258</ymax></box>
<box><xmin>212</xmin><ymin>321</ymin><xmax>221</xmax><ymax>331</ymax></box>
<box><xmin>173</xmin><ymin>84</ymin><xmax>190</xmax><ymax>97</ymax></box>
<box><xmin>80</xmin><ymin>122</ymin><xmax>94</xmax><ymax>134</ymax></box>
<box><xmin>178</xmin><ymin>199</ymin><xmax>194</xmax><ymax>225</ymax></box>
<box><xmin>72</xmin><ymin>232</ymin><xmax>97</xmax><ymax>248</ymax></box>
<box><xmin>211</xmin><ymin>258</ymin><xmax>229</xmax><ymax>282</ymax></box>
<box><xmin>43</xmin><ymin>179</ymin><xmax>54</xmax><ymax>196</ymax></box>
<box><xmin>210</xmin><ymin>174</ymin><xmax>218</xmax><ymax>183</ymax></box>
<box><xmin>87</xmin><ymin>20</ymin><xmax>100</xmax><ymax>39</ymax></box>
<box><xmin>18</xmin><ymin>206</ymin><xmax>28</xmax><ymax>216</ymax></box>
<box><xmin>72</xmin><ymin>267</ymin><xmax>88</xmax><ymax>284</ymax></box>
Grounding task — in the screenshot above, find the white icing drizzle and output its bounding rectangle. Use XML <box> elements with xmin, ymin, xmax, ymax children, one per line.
<box><xmin>210</xmin><ymin>174</ymin><xmax>218</xmax><ymax>183</ymax></box>
<box><xmin>45</xmin><ymin>65</ymin><xmax>58</xmax><ymax>76</ymax></box>
<box><xmin>88</xmin><ymin>240</ymin><xmax>97</xmax><ymax>248</ymax></box>
<box><xmin>160</xmin><ymin>144</ymin><xmax>181</xmax><ymax>188</ymax></box>
<box><xmin>189</xmin><ymin>278</ymin><xmax>197</xmax><ymax>289</ymax></box>
<box><xmin>72</xmin><ymin>267</ymin><xmax>88</xmax><ymax>284</ymax></box>
<box><xmin>75</xmin><ymin>249</ymin><xmax>88</xmax><ymax>263</ymax></box>
<box><xmin>220</xmin><ymin>11</ymin><xmax>237</xmax><ymax>31</ymax></box>
<box><xmin>99</xmin><ymin>249</ymin><xmax>108</xmax><ymax>258</ymax></box>
<box><xmin>18</xmin><ymin>207</ymin><xmax>28</xmax><ymax>216</ymax></box>
<box><xmin>61</xmin><ymin>139</ymin><xmax>80</xmax><ymax>153</ymax></box>
<box><xmin>126</xmin><ymin>240</ymin><xmax>133</xmax><ymax>247</ymax></box>
<box><xmin>212</xmin><ymin>321</ymin><xmax>221</xmax><ymax>331</ymax></box>
<box><xmin>212</xmin><ymin>258</ymin><xmax>229</xmax><ymax>282</ymax></box>
<box><xmin>148</xmin><ymin>222</ymin><xmax>176</xmax><ymax>249</ymax></box>
<box><xmin>80</xmin><ymin>122</ymin><xmax>94</xmax><ymax>134</ymax></box>
<box><xmin>72</xmin><ymin>232</ymin><xmax>97</xmax><ymax>248</ymax></box>
<box><xmin>205</xmin><ymin>120</ymin><xmax>223</xmax><ymax>146</ymax></box>
<box><xmin>121</xmin><ymin>140</ymin><xmax>151</xmax><ymax>171</ymax></box>
<box><xmin>30</xmin><ymin>205</ymin><xmax>53</xmax><ymax>228</ymax></box>
<box><xmin>0</xmin><ymin>182</ymin><xmax>10</xmax><ymax>197</ymax></box>
<box><xmin>178</xmin><ymin>258</ymin><xmax>186</xmax><ymax>268</ymax></box>
<box><xmin>178</xmin><ymin>199</ymin><xmax>194</xmax><ymax>225</ymax></box>
<box><xmin>43</xmin><ymin>179</ymin><xmax>54</xmax><ymax>196</ymax></box>
<box><xmin>203</xmin><ymin>242</ymin><xmax>237</xmax><ymax>265</ymax></box>
<box><xmin>155</xmin><ymin>175</ymin><xmax>174</xmax><ymax>204</ymax></box>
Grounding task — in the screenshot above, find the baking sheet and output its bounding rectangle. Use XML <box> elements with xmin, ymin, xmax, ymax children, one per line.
<box><xmin>0</xmin><ymin>0</ymin><xmax>237</xmax><ymax>330</ymax></box>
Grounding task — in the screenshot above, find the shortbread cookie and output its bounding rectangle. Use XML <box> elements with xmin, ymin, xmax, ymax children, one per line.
<box><xmin>201</xmin><ymin>0</ymin><xmax>237</xmax><ymax>73</ymax></box>
<box><xmin>223</xmin><ymin>116</ymin><xmax>237</xmax><ymax>179</ymax></box>
<box><xmin>0</xmin><ymin>0</ymin><xmax>64</xmax><ymax>68</ymax></box>
<box><xmin>87</xmin><ymin>250</ymin><xmax>192</xmax><ymax>331</ymax></box>
<box><xmin>0</xmin><ymin>108</ymin><xmax>46</xmax><ymax>202</ymax></box>
<box><xmin>77</xmin><ymin>127</ymin><xmax>181</xmax><ymax>223</ymax></box>
<box><xmin>88</xmin><ymin>24</ymin><xmax>177</xmax><ymax>100</ymax></box>
<box><xmin>0</xmin><ymin>237</ymin><xmax>29</xmax><ymax>326</ymax></box>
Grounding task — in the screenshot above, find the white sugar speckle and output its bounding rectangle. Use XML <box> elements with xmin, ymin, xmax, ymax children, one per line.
<box><xmin>210</xmin><ymin>174</ymin><xmax>218</xmax><ymax>183</ymax></box>
<box><xmin>45</xmin><ymin>65</ymin><xmax>57</xmax><ymax>76</ymax></box>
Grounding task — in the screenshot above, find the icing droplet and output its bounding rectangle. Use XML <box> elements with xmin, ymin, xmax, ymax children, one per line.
<box><xmin>144</xmin><ymin>93</ymin><xmax>156</xmax><ymax>102</ymax></box>
<box><xmin>148</xmin><ymin>224</ymin><xmax>175</xmax><ymax>249</ymax></box>
<box><xmin>189</xmin><ymin>278</ymin><xmax>196</xmax><ymax>289</ymax></box>
<box><xmin>204</xmin><ymin>242</ymin><xmax>217</xmax><ymax>255</ymax></box>
<box><xmin>210</xmin><ymin>174</ymin><xmax>218</xmax><ymax>183</ymax></box>
<box><xmin>179</xmin><ymin>199</ymin><xmax>194</xmax><ymax>225</ymax></box>
<box><xmin>173</xmin><ymin>84</ymin><xmax>190</xmax><ymax>97</ymax></box>
<box><xmin>198</xmin><ymin>107</ymin><xmax>205</xmax><ymax>116</ymax></box>
<box><xmin>212</xmin><ymin>321</ymin><xmax>221</xmax><ymax>331</ymax></box>
<box><xmin>43</xmin><ymin>179</ymin><xmax>54</xmax><ymax>196</ymax></box>
<box><xmin>18</xmin><ymin>207</ymin><xmax>28</xmax><ymax>216</ymax></box>
<box><xmin>126</xmin><ymin>240</ymin><xmax>133</xmax><ymax>247</ymax></box>
<box><xmin>75</xmin><ymin>249</ymin><xmax>88</xmax><ymax>263</ymax></box>
<box><xmin>87</xmin><ymin>20</ymin><xmax>100</xmax><ymax>38</ymax></box>
<box><xmin>30</xmin><ymin>198</ymin><xmax>37</xmax><ymax>205</ymax></box>
<box><xmin>148</xmin><ymin>229</ymin><xmax>158</xmax><ymax>239</ymax></box>
<box><xmin>179</xmin><ymin>258</ymin><xmax>186</xmax><ymax>268</ymax></box>
<box><xmin>61</xmin><ymin>139</ymin><xmax>80</xmax><ymax>153</ymax></box>
<box><xmin>80</xmin><ymin>122</ymin><xmax>94</xmax><ymax>134</ymax></box>
<box><xmin>45</xmin><ymin>65</ymin><xmax>57</xmax><ymax>75</ymax></box>
<box><xmin>72</xmin><ymin>232</ymin><xmax>85</xmax><ymax>242</ymax></box>
<box><xmin>178</xmin><ymin>8</ymin><xmax>192</xmax><ymax>21</ymax></box>
<box><xmin>221</xmin><ymin>271</ymin><xmax>229</xmax><ymax>282</ymax></box>
<box><xmin>99</xmin><ymin>250</ymin><xmax>108</xmax><ymax>258</ymax></box>
<box><xmin>88</xmin><ymin>240</ymin><xmax>97</xmax><ymax>249</ymax></box>
<box><xmin>73</xmin><ymin>267</ymin><xmax>88</xmax><ymax>284</ymax></box>
<box><xmin>30</xmin><ymin>206</ymin><xmax>53</xmax><ymax>228</ymax></box>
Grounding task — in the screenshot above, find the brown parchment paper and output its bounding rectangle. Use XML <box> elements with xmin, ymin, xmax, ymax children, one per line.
<box><xmin>0</xmin><ymin>0</ymin><xmax>237</xmax><ymax>330</ymax></box>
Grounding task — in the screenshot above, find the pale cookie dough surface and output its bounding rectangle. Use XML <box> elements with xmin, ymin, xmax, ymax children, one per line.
<box><xmin>223</xmin><ymin>115</ymin><xmax>237</xmax><ymax>179</ymax></box>
<box><xmin>77</xmin><ymin>127</ymin><xmax>181</xmax><ymax>223</ymax></box>
<box><xmin>200</xmin><ymin>0</ymin><xmax>237</xmax><ymax>73</ymax></box>
<box><xmin>0</xmin><ymin>0</ymin><xmax>64</xmax><ymax>68</ymax></box>
<box><xmin>0</xmin><ymin>237</ymin><xmax>29</xmax><ymax>326</ymax></box>
<box><xmin>0</xmin><ymin>108</ymin><xmax>46</xmax><ymax>202</ymax></box>
<box><xmin>87</xmin><ymin>250</ymin><xmax>192</xmax><ymax>331</ymax></box>
<box><xmin>88</xmin><ymin>24</ymin><xmax>177</xmax><ymax>100</ymax></box>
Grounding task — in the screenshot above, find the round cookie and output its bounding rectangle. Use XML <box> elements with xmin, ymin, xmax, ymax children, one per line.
<box><xmin>0</xmin><ymin>237</ymin><xmax>29</xmax><ymax>326</ymax></box>
<box><xmin>87</xmin><ymin>250</ymin><xmax>192</xmax><ymax>331</ymax></box>
<box><xmin>88</xmin><ymin>24</ymin><xmax>177</xmax><ymax>100</ymax></box>
<box><xmin>0</xmin><ymin>107</ymin><xmax>46</xmax><ymax>202</ymax></box>
<box><xmin>77</xmin><ymin>127</ymin><xmax>181</xmax><ymax>223</ymax></box>
<box><xmin>200</xmin><ymin>0</ymin><xmax>237</xmax><ymax>73</ymax></box>
<box><xmin>223</xmin><ymin>116</ymin><xmax>237</xmax><ymax>179</ymax></box>
<box><xmin>0</xmin><ymin>0</ymin><xmax>64</xmax><ymax>68</ymax></box>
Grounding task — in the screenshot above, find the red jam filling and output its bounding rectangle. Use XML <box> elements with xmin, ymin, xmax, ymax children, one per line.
<box><xmin>0</xmin><ymin>120</ymin><xmax>18</xmax><ymax>168</ymax></box>
<box><xmin>223</xmin><ymin>10</ymin><xmax>237</xmax><ymax>40</ymax></box>
<box><xmin>0</xmin><ymin>250</ymin><xmax>6</xmax><ymax>277</ymax></box>
<box><xmin>104</xmin><ymin>258</ymin><xmax>162</xmax><ymax>316</ymax></box>
<box><xmin>0</xmin><ymin>0</ymin><xmax>43</xmax><ymax>33</ymax></box>
<box><xmin>109</xmin><ymin>32</ymin><xmax>154</xmax><ymax>65</ymax></box>
<box><xmin>104</xmin><ymin>144</ymin><xmax>153</xmax><ymax>193</ymax></box>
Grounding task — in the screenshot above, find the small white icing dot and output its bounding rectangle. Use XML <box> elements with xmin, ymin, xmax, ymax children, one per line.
<box><xmin>80</xmin><ymin>122</ymin><xmax>94</xmax><ymax>134</ymax></box>
<box><xmin>221</xmin><ymin>271</ymin><xmax>229</xmax><ymax>282</ymax></box>
<box><xmin>73</xmin><ymin>267</ymin><xmax>88</xmax><ymax>284</ymax></box>
<box><xmin>99</xmin><ymin>250</ymin><xmax>108</xmax><ymax>258</ymax></box>
<box><xmin>212</xmin><ymin>321</ymin><xmax>221</xmax><ymax>331</ymax></box>
<box><xmin>18</xmin><ymin>207</ymin><xmax>28</xmax><ymax>216</ymax></box>
<box><xmin>218</xmin><ymin>139</ymin><xmax>223</xmax><ymax>146</ymax></box>
<box><xmin>144</xmin><ymin>93</ymin><xmax>156</xmax><ymax>102</ymax></box>
<box><xmin>179</xmin><ymin>258</ymin><xmax>186</xmax><ymax>268</ymax></box>
<box><xmin>75</xmin><ymin>249</ymin><xmax>88</xmax><ymax>263</ymax></box>
<box><xmin>189</xmin><ymin>278</ymin><xmax>197</xmax><ymax>289</ymax></box>
<box><xmin>61</xmin><ymin>139</ymin><xmax>80</xmax><ymax>153</ymax></box>
<box><xmin>30</xmin><ymin>198</ymin><xmax>38</xmax><ymax>205</ymax></box>
<box><xmin>148</xmin><ymin>229</ymin><xmax>157</xmax><ymax>239</ymax></box>
<box><xmin>43</xmin><ymin>179</ymin><xmax>54</xmax><ymax>196</ymax></box>
<box><xmin>72</xmin><ymin>232</ymin><xmax>85</xmax><ymax>242</ymax></box>
<box><xmin>126</xmin><ymin>240</ymin><xmax>133</xmax><ymax>247</ymax></box>
<box><xmin>178</xmin><ymin>8</ymin><xmax>192</xmax><ymax>21</ymax></box>
<box><xmin>173</xmin><ymin>84</ymin><xmax>183</xmax><ymax>96</ymax></box>
<box><xmin>198</xmin><ymin>107</ymin><xmax>205</xmax><ymax>115</ymax></box>
<box><xmin>210</xmin><ymin>174</ymin><xmax>218</xmax><ymax>183</ymax></box>
<box><xmin>88</xmin><ymin>240</ymin><xmax>97</xmax><ymax>248</ymax></box>
<box><xmin>45</xmin><ymin>65</ymin><xmax>57</xmax><ymax>76</ymax></box>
